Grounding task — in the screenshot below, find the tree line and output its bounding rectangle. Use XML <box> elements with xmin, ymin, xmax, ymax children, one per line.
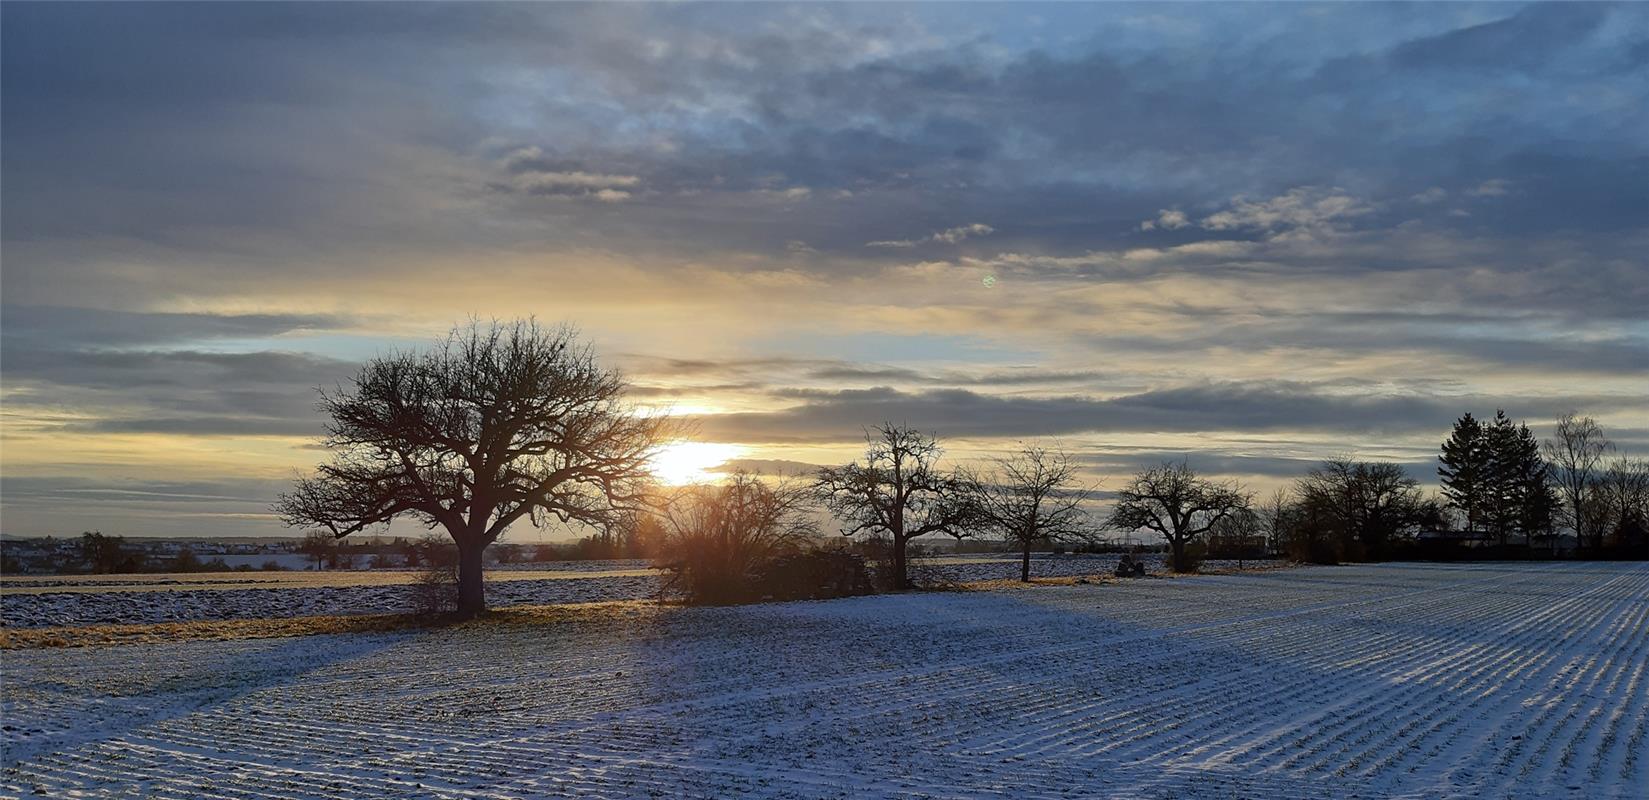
<box><xmin>1438</xmin><ymin>410</ymin><xmax>1646</xmax><ymax>555</ymax></box>
<box><xmin>277</xmin><ymin>319</ymin><xmax>1649</xmax><ymax>616</ymax></box>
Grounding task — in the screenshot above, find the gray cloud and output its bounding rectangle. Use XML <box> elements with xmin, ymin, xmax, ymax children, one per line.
<box><xmin>0</xmin><ymin>476</ymin><xmax>284</xmax><ymax>507</ymax></box>
<box><xmin>0</xmin><ymin>306</ymin><xmax>349</xmax><ymax>348</ymax></box>
<box><xmin>6</xmin><ymin>3</ymin><xmax>1645</xmax><ymax>292</ymax></box>
<box><xmin>707</xmin><ymin>458</ymin><xmax>826</xmax><ymax>478</ymax></box>
<box><xmin>3</xmin><ymin>345</ymin><xmax>353</xmax><ymax>439</ymax></box>
<box><xmin>693</xmin><ymin>383</ymin><xmax>1639</xmax><ymax>444</ymax></box>
<box><xmin>868</xmin><ymin>222</ymin><xmax>995</xmax><ymax>248</ymax></box>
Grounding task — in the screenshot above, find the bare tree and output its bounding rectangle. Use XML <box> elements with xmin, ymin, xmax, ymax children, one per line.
<box><xmin>1597</xmin><ymin>457</ymin><xmax>1649</xmax><ymax>556</ymax></box>
<box><xmin>298</xmin><ymin>530</ymin><xmax>334</xmax><ymax>571</ymax></box>
<box><xmin>970</xmin><ymin>444</ymin><xmax>1096</xmax><ymax>582</ymax></box>
<box><xmin>658</xmin><ymin>473</ymin><xmax>818</xmax><ymax>604</ymax></box>
<box><xmin>1295</xmin><ymin>458</ymin><xmax>1434</xmax><ymax>561</ymax></box>
<box><xmin>1256</xmin><ymin>487</ymin><xmax>1293</xmax><ymax>557</ymax></box>
<box><xmin>1106</xmin><ymin>461</ymin><xmax>1249</xmax><ymax>573</ymax></box>
<box><xmin>276</xmin><ymin>319</ymin><xmax>668</xmax><ymax>616</ymax></box>
<box><xmin>1207</xmin><ymin>507</ymin><xmax>1264</xmax><ymax>569</ymax></box>
<box><xmin>815</xmin><ymin>424</ymin><xmax>978</xmax><ymax>589</ymax></box>
<box><xmin>1542</xmin><ymin>412</ymin><xmax>1612</xmax><ymax>553</ymax></box>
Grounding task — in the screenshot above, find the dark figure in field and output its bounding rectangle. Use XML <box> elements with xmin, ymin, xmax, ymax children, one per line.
<box><xmin>1133</xmin><ymin>559</ymin><xmax>1146</xmax><ymax>577</ymax></box>
<box><xmin>1115</xmin><ymin>554</ymin><xmax>1135</xmax><ymax>578</ymax></box>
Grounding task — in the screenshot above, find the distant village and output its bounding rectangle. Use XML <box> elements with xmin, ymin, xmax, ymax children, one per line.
<box><xmin>2</xmin><ymin>535</ymin><xmax>308</xmax><ymax>574</ymax></box>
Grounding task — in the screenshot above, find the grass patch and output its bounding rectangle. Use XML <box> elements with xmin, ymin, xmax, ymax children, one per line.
<box><xmin>0</xmin><ymin>600</ymin><xmax>663</xmax><ymax>650</ymax></box>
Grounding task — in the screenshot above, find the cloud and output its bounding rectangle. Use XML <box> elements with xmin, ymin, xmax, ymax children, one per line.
<box><xmin>2</xmin><ymin>345</ymin><xmax>352</xmax><ymax>439</ymax></box>
<box><xmin>1466</xmin><ymin>179</ymin><xmax>1511</xmax><ymax>198</ymax></box>
<box><xmin>1200</xmin><ymin>188</ymin><xmax>1373</xmax><ymax>236</ymax></box>
<box><xmin>708</xmin><ymin>458</ymin><xmax>826</xmax><ymax>478</ymax></box>
<box><xmin>1140</xmin><ymin>209</ymin><xmax>1190</xmax><ymax>231</ymax></box>
<box><xmin>516</xmin><ymin>172</ymin><xmax>640</xmax><ymax>191</ymax></box>
<box><xmin>0</xmin><ymin>306</ymin><xmax>349</xmax><ymax>348</ymax></box>
<box><xmin>490</xmin><ymin>149</ymin><xmax>642</xmax><ymax>200</ymax></box>
<box><xmin>933</xmin><ymin>223</ymin><xmax>995</xmax><ymax>244</ymax></box>
<box><xmin>0</xmin><ymin>476</ymin><xmax>295</xmax><ymax>537</ymax></box>
<box><xmin>691</xmin><ymin>382</ymin><xmax>1640</xmax><ymax>444</ymax></box>
<box><xmin>1410</xmin><ymin>188</ymin><xmax>1447</xmax><ymax>205</ymax></box>
<box><xmin>868</xmin><ymin>223</ymin><xmax>994</xmax><ymax>248</ymax></box>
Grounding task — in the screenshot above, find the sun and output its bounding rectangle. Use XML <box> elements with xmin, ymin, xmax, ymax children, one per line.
<box><xmin>649</xmin><ymin>441</ymin><xmax>745</xmax><ymax>485</ymax></box>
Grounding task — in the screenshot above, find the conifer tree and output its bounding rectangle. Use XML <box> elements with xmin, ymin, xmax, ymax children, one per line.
<box><xmin>1510</xmin><ymin>421</ymin><xmax>1559</xmax><ymax>549</ymax></box>
<box><xmin>1483</xmin><ymin>410</ymin><xmax>1520</xmax><ymax>546</ymax></box>
<box><xmin>1438</xmin><ymin>412</ymin><xmax>1489</xmax><ymax>532</ymax></box>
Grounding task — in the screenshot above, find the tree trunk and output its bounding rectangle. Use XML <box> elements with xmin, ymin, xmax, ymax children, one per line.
<box><xmin>892</xmin><ymin>536</ymin><xmax>908</xmax><ymax>590</ymax></box>
<box><xmin>1170</xmin><ymin>538</ymin><xmax>1191</xmax><ymax>573</ymax></box>
<box><xmin>1020</xmin><ymin>540</ymin><xmax>1032</xmax><ymax>582</ymax></box>
<box><xmin>456</xmin><ymin>538</ymin><xmax>487</xmax><ymax>616</ymax></box>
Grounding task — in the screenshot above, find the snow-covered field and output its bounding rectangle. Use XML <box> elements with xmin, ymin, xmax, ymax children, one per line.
<box><xmin>3</xmin><ymin>562</ymin><xmax>1645</xmax><ymax>799</ymax></box>
<box><xmin>1</xmin><ymin>555</ymin><xmax>1200</xmax><ymax>628</ymax></box>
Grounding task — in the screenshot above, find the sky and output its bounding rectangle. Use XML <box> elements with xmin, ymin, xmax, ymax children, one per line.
<box><xmin>2</xmin><ymin>2</ymin><xmax>1646</xmax><ymax>540</ymax></box>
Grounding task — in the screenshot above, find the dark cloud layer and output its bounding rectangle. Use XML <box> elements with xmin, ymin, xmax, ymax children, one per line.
<box><xmin>693</xmin><ymin>383</ymin><xmax>1638</xmax><ymax>444</ymax></box>
<box><xmin>5</xmin><ymin>4</ymin><xmax>1645</xmax><ymax>275</ymax></box>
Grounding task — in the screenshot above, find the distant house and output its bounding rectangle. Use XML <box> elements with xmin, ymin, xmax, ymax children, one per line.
<box><xmin>1416</xmin><ymin>529</ymin><xmax>1496</xmax><ymax>547</ymax></box>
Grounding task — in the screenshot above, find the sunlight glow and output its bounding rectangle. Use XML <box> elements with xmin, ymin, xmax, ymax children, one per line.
<box><xmin>649</xmin><ymin>441</ymin><xmax>745</xmax><ymax>485</ymax></box>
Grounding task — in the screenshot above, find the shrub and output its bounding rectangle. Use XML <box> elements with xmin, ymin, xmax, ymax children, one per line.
<box><xmin>411</xmin><ymin>559</ymin><xmax>458</xmax><ymax>616</ymax></box>
<box><xmin>751</xmin><ymin>549</ymin><xmax>873</xmax><ymax>601</ymax></box>
<box><xmin>656</xmin><ymin>473</ymin><xmax>817</xmax><ymax>605</ymax></box>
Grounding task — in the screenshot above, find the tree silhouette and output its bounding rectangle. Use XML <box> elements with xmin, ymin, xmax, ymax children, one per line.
<box><xmin>1438</xmin><ymin>412</ymin><xmax>1489</xmax><ymax>533</ymax></box>
<box><xmin>78</xmin><ymin>531</ymin><xmax>142</xmax><ymax>574</ymax></box>
<box><xmin>1543</xmin><ymin>412</ymin><xmax>1611</xmax><ymax>553</ymax></box>
<box><xmin>1485</xmin><ymin>412</ymin><xmax>1557</xmax><ymax>549</ymax></box>
<box><xmin>1445</xmin><ymin>410</ymin><xmax>1559</xmax><ymax>549</ymax></box>
<box><xmin>658</xmin><ymin>472</ymin><xmax>817</xmax><ymax>604</ymax></box>
<box><xmin>276</xmin><ymin>319</ymin><xmax>668</xmax><ymax>615</ymax></box>
<box><xmin>816</xmin><ymin>424</ymin><xmax>977</xmax><ymax>589</ymax></box>
<box><xmin>1597</xmin><ymin>457</ymin><xmax>1649</xmax><ymax>556</ymax></box>
<box><xmin>298</xmin><ymin>530</ymin><xmax>334</xmax><ymax>571</ymax></box>
<box><xmin>1107</xmin><ymin>461</ymin><xmax>1249</xmax><ymax>573</ymax></box>
<box><xmin>1297</xmin><ymin>458</ymin><xmax>1434</xmax><ymax>560</ymax></box>
<box><xmin>969</xmin><ymin>444</ymin><xmax>1095</xmax><ymax>582</ymax></box>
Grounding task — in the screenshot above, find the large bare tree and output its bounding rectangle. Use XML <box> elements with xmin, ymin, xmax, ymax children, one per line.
<box><xmin>1106</xmin><ymin>461</ymin><xmax>1249</xmax><ymax>573</ymax></box>
<box><xmin>1542</xmin><ymin>412</ymin><xmax>1612</xmax><ymax>553</ymax></box>
<box><xmin>276</xmin><ymin>319</ymin><xmax>668</xmax><ymax>615</ymax></box>
<box><xmin>1295</xmin><ymin>458</ymin><xmax>1434</xmax><ymax>560</ymax></box>
<box><xmin>1597</xmin><ymin>457</ymin><xmax>1649</xmax><ymax>556</ymax></box>
<box><xmin>815</xmin><ymin>424</ymin><xmax>977</xmax><ymax>589</ymax></box>
<box><xmin>970</xmin><ymin>444</ymin><xmax>1096</xmax><ymax>582</ymax></box>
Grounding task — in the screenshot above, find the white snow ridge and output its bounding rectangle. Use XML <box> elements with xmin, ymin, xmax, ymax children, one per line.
<box><xmin>2</xmin><ymin>562</ymin><xmax>1646</xmax><ymax>799</ymax></box>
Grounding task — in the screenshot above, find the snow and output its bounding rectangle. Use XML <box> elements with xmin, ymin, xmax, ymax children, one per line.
<box><xmin>3</xmin><ymin>562</ymin><xmax>1645</xmax><ymax>799</ymax></box>
<box><xmin>214</xmin><ymin>554</ymin><xmax>314</xmax><ymax>570</ymax></box>
<box><xmin>1</xmin><ymin>555</ymin><xmax>1207</xmax><ymax>628</ymax></box>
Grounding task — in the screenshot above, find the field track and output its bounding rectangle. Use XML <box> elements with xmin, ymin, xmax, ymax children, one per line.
<box><xmin>3</xmin><ymin>562</ymin><xmax>1646</xmax><ymax>799</ymax></box>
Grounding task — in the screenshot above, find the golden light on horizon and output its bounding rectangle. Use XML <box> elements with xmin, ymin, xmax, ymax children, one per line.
<box><xmin>649</xmin><ymin>441</ymin><xmax>746</xmax><ymax>485</ymax></box>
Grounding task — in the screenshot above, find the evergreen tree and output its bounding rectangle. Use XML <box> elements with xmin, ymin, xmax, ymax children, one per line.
<box><xmin>1483</xmin><ymin>410</ymin><xmax>1520</xmax><ymax>546</ymax></box>
<box><xmin>1438</xmin><ymin>412</ymin><xmax>1489</xmax><ymax>532</ymax></box>
<box><xmin>1469</xmin><ymin>411</ymin><xmax>1558</xmax><ymax>550</ymax></box>
<box><xmin>1512</xmin><ymin>421</ymin><xmax>1555</xmax><ymax>548</ymax></box>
